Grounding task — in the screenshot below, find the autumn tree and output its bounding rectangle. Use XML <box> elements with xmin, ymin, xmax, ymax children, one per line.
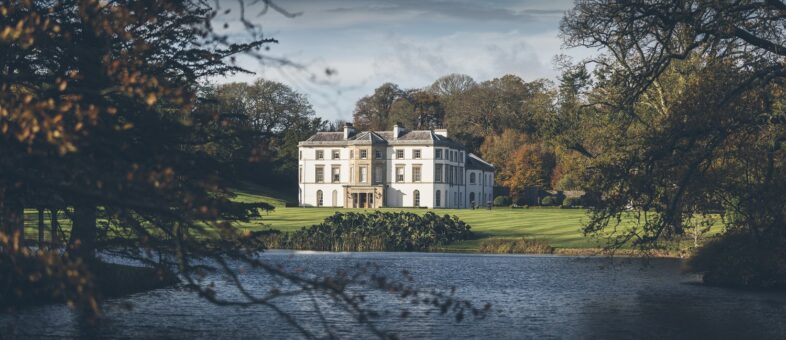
<box><xmin>0</xmin><ymin>1</ymin><xmax>489</xmax><ymax>333</ymax></box>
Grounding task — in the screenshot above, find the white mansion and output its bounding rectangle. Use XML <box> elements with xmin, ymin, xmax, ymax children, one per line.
<box><xmin>298</xmin><ymin>123</ymin><xmax>494</xmax><ymax>209</ymax></box>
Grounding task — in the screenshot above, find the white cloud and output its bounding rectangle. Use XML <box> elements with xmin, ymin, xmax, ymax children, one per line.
<box><xmin>208</xmin><ymin>0</ymin><xmax>590</xmax><ymax>122</ymax></box>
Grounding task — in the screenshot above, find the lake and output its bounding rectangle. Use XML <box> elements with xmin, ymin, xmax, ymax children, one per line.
<box><xmin>3</xmin><ymin>251</ymin><xmax>786</xmax><ymax>339</ymax></box>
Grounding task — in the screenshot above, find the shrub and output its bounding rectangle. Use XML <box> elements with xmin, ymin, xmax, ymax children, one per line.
<box><xmin>493</xmin><ymin>195</ymin><xmax>512</xmax><ymax>207</ymax></box>
<box><xmin>541</xmin><ymin>196</ymin><xmax>556</xmax><ymax>206</ymax></box>
<box><xmin>479</xmin><ymin>238</ymin><xmax>554</xmax><ymax>254</ymax></box>
<box><xmin>687</xmin><ymin>232</ymin><xmax>786</xmax><ymax>289</ymax></box>
<box><xmin>514</xmin><ymin>195</ymin><xmax>529</xmax><ymax>206</ymax></box>
<box><xmin>562</xmin><ymin>197</ymin><xmax>580</xmax><ymax>208</ymax></box>
<box><xmin>260</xmin><ymin>211</ymin><xmax>473</xmax><ymax>252</ymax></box>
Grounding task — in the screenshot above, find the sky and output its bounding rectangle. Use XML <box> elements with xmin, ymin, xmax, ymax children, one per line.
<box><xmin>211</xmin><ymin>0</ymin><xmax>591</xmax><ymax>122</ymax></box>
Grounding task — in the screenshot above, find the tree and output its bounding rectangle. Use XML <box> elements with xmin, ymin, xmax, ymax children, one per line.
<box><xmin>560</xmin><ymin>1</ymin><xmax>786</xmax><ymax>252</ymax></box>
<box><xmin>502</xmin><ymin>144</ymin><xmax>556</xmax><ymax>202</ymax></box>
<box><xmin>429</xmin><ymin>73</ymin><xmax>477</xmax><ymax>97</ymax></box>
<box><xmin>203</xmin><ymin>80</ymin><xmax>324</xmax><ymax>188</ymax></box>
<box><xmin>352</xmin><ymin>83</ymin><xmax>404</xmax><ymax>130</ymax></box>
<box><xmin>388</xmin><ymin>90</ymin><xmax>446</xmax><ymax>130</ymax></box>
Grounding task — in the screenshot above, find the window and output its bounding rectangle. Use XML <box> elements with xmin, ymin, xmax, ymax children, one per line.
<box><xmin>316</xmin><ymin>190</ymin><xmax>323</xmax><ymax>207</ymax></box>
<box><xmin>413</xmin><ymin>149</ymin><xmax>421</xmax><ymax>159</ymax></box>
<box><xmin>299</xmin><ymin>166</ymin><xmax>303</xmax><ymax>182</ymax></box>
<box><xmin>396</xmin><ymin>166</ymin><xmax>405</xmax><ymax>182</ymax></box>
<box><xmin>412</xmin><ymin>166</ymin><xmax>421</xmax><ymax>182</ymax></box>
<box><xmin>332</xmin><ymin>190</ymin><xmax>338</xmax><ymax>207</ymax></box>
<box><xmin>413</xmin><ymin>190</ymin><xmax>420</xmax><ymax>207</ymax></box>
<box><xmin>374</xmin><ymin>166</ymin><xmax>383</xmax><ymax>183</ymax></box>
<box><xmin>469</xmin><ymin>192</ymin><xmax>475</xmax><ymax>205</ymax></box>
<box><xmin>350</xmin><ymin>150</ymin><xmax>354</xmax><ymax>159</ymax></box>
<box><xmin>360</xmin><ymin>167</ymin><xmax>368</xmax><ymax>183</ymax></box>
<box><xmin>375</xmin><ymin>150</ymin><xmax>382</xmax><ymax>159</ymax></box>
<box><xmin>396</xmin><ymin>149</ymin><xmax>404</xmax><ymax>159</ymax></box>
<box><xmin>435</xmin><ymin>164</ymin><xmax>443</xmax><ymax>182</ymax></box>
<box><xmin>449</xmin><ymin>150</ymin><xmax>454</xmax><ymax>162</ymax></box>
<box><xmin>332</xmin><ymin>166</ymin><xmax>340</xmax><ymax>183</ymax></box>
<box><xmin>435</xmin><ymin>149</ymin><xmax>442</xmax><ymax>159</ymax></box>
<box><xmin>299</xmin><ymin>150</ymin><xmax>302</xmax><ymax>160</ymax></box>
<box><xmin>332</xmin><ymin>150</ymin><xmax>340</xmax><ymax>159</ymax></box>
<box><xmin>316</xmin><ymin>150</ymin><xmax>324</xmax><ymax>160</ymax></box>
<box><xmin>360</xmin><ymin>149</ymin><xmax>368</xmax><ymax>159</ymax></box>
<box><xmin>470</xmin><ymin>172</ymin><xmax>476</xmax><ymax>184</ymax></box>
<box><xmin>315</xmin><ymin>166</ymin><xmax>324</xmax><ymax>183</ymax></box>
<box><xmin>435</xmin><ymin>190</ymin><xmax>441</xmax><ymax>207</ymax></box>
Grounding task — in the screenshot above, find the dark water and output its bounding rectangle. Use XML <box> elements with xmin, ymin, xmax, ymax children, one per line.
<box><xmin>3</xmin><ymin>251</ymin><xmax>786</xmax><ymax>339</ymax></box>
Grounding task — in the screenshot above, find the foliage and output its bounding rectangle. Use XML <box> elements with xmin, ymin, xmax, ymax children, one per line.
<box><xmin>493</xmin><ymin>196</ymin><xmax>512</xmax><ymax>207</ymax></box>
<box><xmin>478</xmin><ymin>238</ymin><xmax>554</xmax><ymax>254</ymax></box>
<box><xmin>687</xmin><ymin>232</ymin><xmax>786</xmax><ymax>289</ymax></box>
<box><xmin>201</xmin><ymin>80</ymin><xmax>325</xmax><ymax>188</ymax></box>
<box><xmin>261</xmin><ymin>211</ymin><xmax>473</xmax><ymax>252</ymax></box>
<box><xmin>559</xmin><ymin>1</ymin><xmax>786</xmax><ymax>256</ymax></box>
<box><xmin>352</xmin><ymin>83</ymin><xmax>405</xmax><ymax>131</ymax></box>
<box><xmin>562</xmin><ymin>197</ymin><xmax>580</xmax><ymax>208</ymax></box>
<box><xmin>541</xmin><ymin>196</ymin><xmax>556</xmax><ymax>206</ymax></box>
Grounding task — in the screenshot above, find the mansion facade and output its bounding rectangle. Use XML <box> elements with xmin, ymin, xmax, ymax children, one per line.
<box><xmin>298</xmin><ymin>123</ymin><xmax>494</xmax><ymax>209</ymax></box>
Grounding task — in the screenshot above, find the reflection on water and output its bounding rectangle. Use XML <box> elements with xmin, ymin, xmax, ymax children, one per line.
<box><xmin>3</xmin><ymin>251</ymin><xmax>786</xmax><ymax>339</ymax></box>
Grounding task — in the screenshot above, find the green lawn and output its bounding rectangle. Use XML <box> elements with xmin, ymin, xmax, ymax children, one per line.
<box><xmin>18</xmin><ymin>184</ymin><xmax>718</xmax><ymax>253</ymax></box>
<box><xmin>231</xmin><ymin>187</ymin><xmax>604</xmax><ymax>250</ymax></box>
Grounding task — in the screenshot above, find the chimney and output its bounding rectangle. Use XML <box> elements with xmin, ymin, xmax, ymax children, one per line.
<box><xmin>393</xmin><ymin>122</ymin><xmax>402</xmax><ymax>140</ymax></box>
<box><xmin>343</xmin><ymin>122</ymin><xmax>355</xmax><ymax>140</ymax></box>
<box><xmin>434</xmin><ymin>128</ymin><xmax>448</xmax><ymax>138</ymax></box>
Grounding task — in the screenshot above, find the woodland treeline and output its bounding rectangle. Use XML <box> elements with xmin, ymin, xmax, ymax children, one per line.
<box><xmin>205</xmin><ymin>73</ymin><xmax>581</xmax><ymax>204</ymax></box>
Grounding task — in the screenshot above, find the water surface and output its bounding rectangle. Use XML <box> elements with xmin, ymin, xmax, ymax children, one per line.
<box><xmin>3</xmin><ymin>251</ymin><xmax>786</xmax><ymax>339</ymax></box>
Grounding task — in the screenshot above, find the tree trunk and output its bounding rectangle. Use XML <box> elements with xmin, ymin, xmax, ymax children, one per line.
<box><xmin>68</xmin><ymin>205</ymin><xmax>97</xmax><ymax>262</ymax></box>
<box><xmin>50</xmin><ymin>209</ymin><xmax>59</xmax><ymax>248</ymax></box>
<box><xmin>38</xmin><ymin>208</ymin><xmax>45</xmax><ymax>249</ymax></box>
<box><xmin>0</xmin><ymin>187</ymin><xmax>25</xmax><ymax>247</ymax></box>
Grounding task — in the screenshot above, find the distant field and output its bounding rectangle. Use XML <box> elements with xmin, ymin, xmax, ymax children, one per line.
<box><xmin>231</xmin><ymin>186</ymin><xmax>604</xmax><ymax>250</ymax></box>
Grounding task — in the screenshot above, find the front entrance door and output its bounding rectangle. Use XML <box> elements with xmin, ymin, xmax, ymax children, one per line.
<box><xmin>358</xmin><ymin>192</ymin><xmax>367</xmax><ymax>208</ymax></box>
<box><xmin>347</xmin><ymin>187</ymin><xmax>382</xmax><ymax>208</ymax></box>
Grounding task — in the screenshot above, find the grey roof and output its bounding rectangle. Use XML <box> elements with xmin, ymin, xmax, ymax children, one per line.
<box><xmin>299</xmin><ymin>128</ymin><xmax>464</xmax><ymax>149</ymax></box>
<box><xmin>466</xmin><ymin>153</ymin><xmax>495</xmax><ymax>172</ymax></box>
<box><xmin>304</xmin><ymin>132</ymin><xmax>344</xmax><ymax>142</ymax></box>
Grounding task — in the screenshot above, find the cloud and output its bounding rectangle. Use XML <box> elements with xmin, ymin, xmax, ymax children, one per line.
<box><xmin>209</xmin><ymin>0</ymin><xmax>585</xmax><ymax>121</ymax></box>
